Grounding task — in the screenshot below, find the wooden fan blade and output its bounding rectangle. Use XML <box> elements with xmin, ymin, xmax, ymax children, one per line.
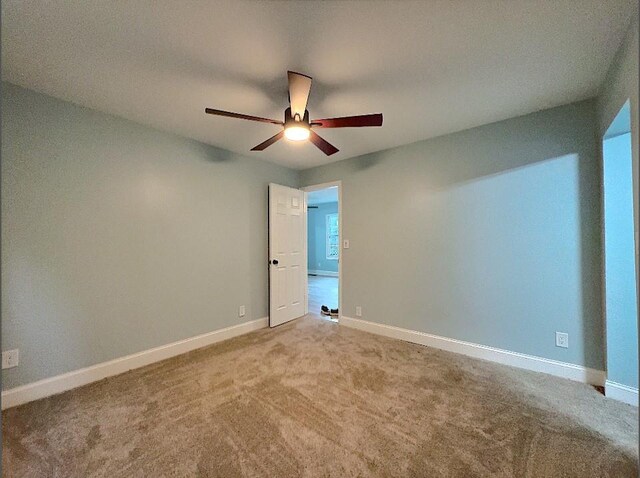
<box><xmin>205</xmin><ymin>108</ymin><xmax>282</xmax><ymax>125</ymax></box>
<box><xmin>287</xmin><ymin>71</ymin><xmax>312</xmax><ymax>118</ymax></box>
<box><xmin>311</xmin><ymin>113</ymin><xmax>383</xmax><ymax>128</ymax></box>
<box><xmin>309</xmin><ymin>130</ymin><xmax>339</xmax><ymax>156</ymax></box>
<box><xmin>251</xmin><ymin>131</ymin><xmax>284</xmax><ymax>151</ymax></box>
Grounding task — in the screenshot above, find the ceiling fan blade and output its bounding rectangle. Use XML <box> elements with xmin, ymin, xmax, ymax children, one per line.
<box><xmin>205</xmin><ymin>108</ymin><xmax>282</xmax><ymax>125</ymax></box>
<box><xmin>251</xmin><ymin>131</ymin><xmax>285</xmax><ymax>151</ymax></box>
<box><xmin>309</xmin><ymin>130</ymin><xmax>339</xmax><ymax>156</ymax></box>
<box><xmin>288</xmin><ymin>71</ymin><xmax>312</xmax><ymax>118</ymax></box>
<box><xmin>311</xmin><ymin>113</ymin><xmax>383</xmax><ymax>128</ymax></box>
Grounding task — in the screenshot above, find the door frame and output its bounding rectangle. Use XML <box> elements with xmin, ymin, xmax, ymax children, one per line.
<box><xmin>301</xmin><ymin>180</ymin><xmax>343</xmax><ymax>320</ymax></box>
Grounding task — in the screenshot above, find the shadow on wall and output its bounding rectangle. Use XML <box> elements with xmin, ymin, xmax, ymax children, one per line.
<box><xmin>153</xmin><ymin>135</ymin><xmax>238</xmax><ymax>164</ymax></box>
<box><xmin>193</xmin><ymin>143</ymin><xmax>238</xmax><ymax>163</ymax></box>
<box><xmin>300</xmin><ymin>100</ymin><xmax>603</xmax><ymax>370</ymax></box>
<box><xmin>342</xmin><ymin>101</ymin><xmax>595</xmax><ymax>184</ymax></box>
<box><xmin>416</xmin><ymin>153</ymin><xmax>602</xmax><ymax>370</ymax></box>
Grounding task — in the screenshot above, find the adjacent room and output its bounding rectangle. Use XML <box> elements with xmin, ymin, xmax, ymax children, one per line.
<box><xmin>306</xmin><ymin>185</ymin><xmax>340</xmax><ymax>320</ymax></box>
<box><xmin>1</xmin><ymin>1</ymin><xmax>639</xmax><ymax>476</ymax></box>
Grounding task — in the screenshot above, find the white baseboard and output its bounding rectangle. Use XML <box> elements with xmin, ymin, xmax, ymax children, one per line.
<box><xmin>340</xmin><ymin>316</ymin><xmax>605</xmax><ymax>386</ymax></box>
<box><xmin>308</xmin><ymin>270</ymin><xmax>339</xmax><ymax>277</ymax></box>
<box><xmin>605</xmin><ymin>380</ymin><xmax>639</xmax><ymax>406</ymax></box>
<box><xmin>1</xmin><ymin>317</ymin><xmax>268</xmax><ymax>410</ymax></box>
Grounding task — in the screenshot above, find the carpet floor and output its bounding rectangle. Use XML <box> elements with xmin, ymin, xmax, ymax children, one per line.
<box><xmin>2</xmin><ymin>316</ymin><xmax>638</xmax><ymax>477</ymax></box>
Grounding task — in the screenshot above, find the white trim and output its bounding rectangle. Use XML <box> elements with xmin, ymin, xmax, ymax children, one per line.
<box><xmin>340</xmin><ymin>316</ymin><xmax>606</xmax><ymax>386</ymax></box>
<box><xmin>1</xmin><ymin>317</ymin><xmax>268</xmax><ymax>410</ymax></box>
<box><xmin>308</xmin><ymin>270</ymin><xmax>339</xmax><ymax>277</ymax></box>
<box><xmin>302</xmin><ymin>181</ymin><xmax>342</xmax><ymax>321</ymax></box>
<box><xmin>605</xmin><ymin>380</ymin><xmax>639</xmax><ymax>406</ymax></box>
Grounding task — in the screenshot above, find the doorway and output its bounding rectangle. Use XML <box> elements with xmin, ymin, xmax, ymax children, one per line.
<box><xmin>303</xmin><ymin>181</ymin><xmax>342</xmax><ymax>322</ymax></box>
<box><xmin>602</xmin><ymin>100</ymin><xmax>639</xmax><ymax>403</ymax></box>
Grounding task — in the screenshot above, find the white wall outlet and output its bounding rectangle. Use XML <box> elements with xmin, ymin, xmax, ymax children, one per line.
<box><xmin>555</xmin><ymin>332</ymin><xmax>569</xmax><ymax>348</ymax></box>
<box><xmin>343</xmin><ymin>239</ymin><xmax>350</xmax><ymax>249</ymax></box>
<box><xmin>2</xmin><ymin>349</ymin><xmax>19</xmax><ymax>369</ymax></box>
<box><xmin>355</xmin><ymin>306</ymin><xmax>362</xmax><ymax>317</ymax></box>
<box><xmin>239</xmin><ymin>305</ymin><xmax>246</xmax><ymax>318</ymax></box>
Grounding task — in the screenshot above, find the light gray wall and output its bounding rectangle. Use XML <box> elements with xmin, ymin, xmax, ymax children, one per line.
<box><xmin>307</xmin><ymin>202</ymin><xmax>339</xmax><ymax>273</ymax></box>
<box><xmin>301</xmin><ymin>100</ymin><xmax>604</xmax><ymax>370</ymax></box>
<box><xmin>4</xmin><ymin>57</ymin><xmax>628</xmax><ymax>388</ymax></box>
<box><xmin>1</xmin><ymin>82</ymin><xmax>298</xmax><ymax>390</ymax></box>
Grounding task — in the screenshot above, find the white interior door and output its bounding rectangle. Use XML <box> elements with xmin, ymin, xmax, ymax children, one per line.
<box><xmin>269</xmin><ymin>183</ymin><xmax>307</xmax><ymax>327</ymax></box>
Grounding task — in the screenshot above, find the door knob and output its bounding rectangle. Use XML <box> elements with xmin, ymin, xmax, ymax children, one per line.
<box><xmin>271</xmin><ymin>259</ymin><xmax>279</xmax><ymax>265</ymax></box>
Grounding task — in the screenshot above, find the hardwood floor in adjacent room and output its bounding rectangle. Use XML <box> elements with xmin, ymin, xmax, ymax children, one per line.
<box><xmin>307</xmin><ymin>274</ymin><xmax>338</xmax><ymax>320</ymax></box>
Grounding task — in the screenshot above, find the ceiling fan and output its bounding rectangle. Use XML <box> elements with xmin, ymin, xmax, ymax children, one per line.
<box><xmin>204</xmin><ymin>71</ymin><xmax>383</xmax><ymax>156</ymax></box>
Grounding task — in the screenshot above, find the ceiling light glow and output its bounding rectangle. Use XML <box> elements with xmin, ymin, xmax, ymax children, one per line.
<box><xmin>284</xmin><ymin>125</ymin><xmax>310</xmax><ymax>141</ymax></box>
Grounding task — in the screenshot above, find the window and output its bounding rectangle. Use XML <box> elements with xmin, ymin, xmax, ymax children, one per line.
<box><xmin>326</xmin><ymin>213</ymin><xmax>339</xmax><ymax>260</ymax></box>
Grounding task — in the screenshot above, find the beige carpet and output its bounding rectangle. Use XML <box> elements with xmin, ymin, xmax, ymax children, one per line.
<box><xmin>2</xmin><ymin>316</ymin><xmax>638</xmax><ymax>477</ymax></box>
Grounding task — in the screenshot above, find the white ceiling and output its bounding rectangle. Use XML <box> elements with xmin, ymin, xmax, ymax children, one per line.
<box><xmin>1</xmin><ymin>1</ymin><xmax>635</xmax><ymax>170</ymax></box>
<box><xmin>308</xmin><ymin>187</ymin><xmax>338</xmax><ymax>205</ymax></box>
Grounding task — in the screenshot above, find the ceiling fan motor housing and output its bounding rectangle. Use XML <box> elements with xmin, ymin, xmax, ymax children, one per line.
<box><xmin>284</xmin><ymin>107</ymin><xmax>310</xmax><ymax>129</ymax></box>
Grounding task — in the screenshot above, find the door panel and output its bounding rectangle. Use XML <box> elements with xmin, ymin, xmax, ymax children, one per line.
<box><xmin>269</xmin><ymin>184</ymin><xmax>307</xmax><ymax>327</ymax></box>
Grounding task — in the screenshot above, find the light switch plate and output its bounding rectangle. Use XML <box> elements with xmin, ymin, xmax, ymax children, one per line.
<box><xmin>343</xmin><ymin>239</ymin><xmax>350</xmax><ymax>249</ymax></box>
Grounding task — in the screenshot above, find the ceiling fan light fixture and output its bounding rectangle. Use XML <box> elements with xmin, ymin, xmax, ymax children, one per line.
<box><xmin>205</xmin><ymin>71</ymin><xmax>382</xmax><ymax>155</ymax></box>
<box><xmin>284</xmin><ymin>124</ymin><xmax>310</xmax><ymax>141</ymax></box>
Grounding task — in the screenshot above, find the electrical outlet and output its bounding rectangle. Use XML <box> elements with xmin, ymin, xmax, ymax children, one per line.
<box><xmin>239</xmin><ymin>305</ymin><xmax>246</xmax><ymax>318</ymax></box>
<box><xmin>555</xmin><ymin>332</ymin><xmax>568</xmax><ymax>348</ymax></box>
<box><xmin>2</xmin><ymin>349</ymin><xmax>19</xmax><ymax>369</ymax></box>
<box><xmin>355</xmin><ymin>306</ymin><xmax>362</xmax><ymax>317</ymax></box>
